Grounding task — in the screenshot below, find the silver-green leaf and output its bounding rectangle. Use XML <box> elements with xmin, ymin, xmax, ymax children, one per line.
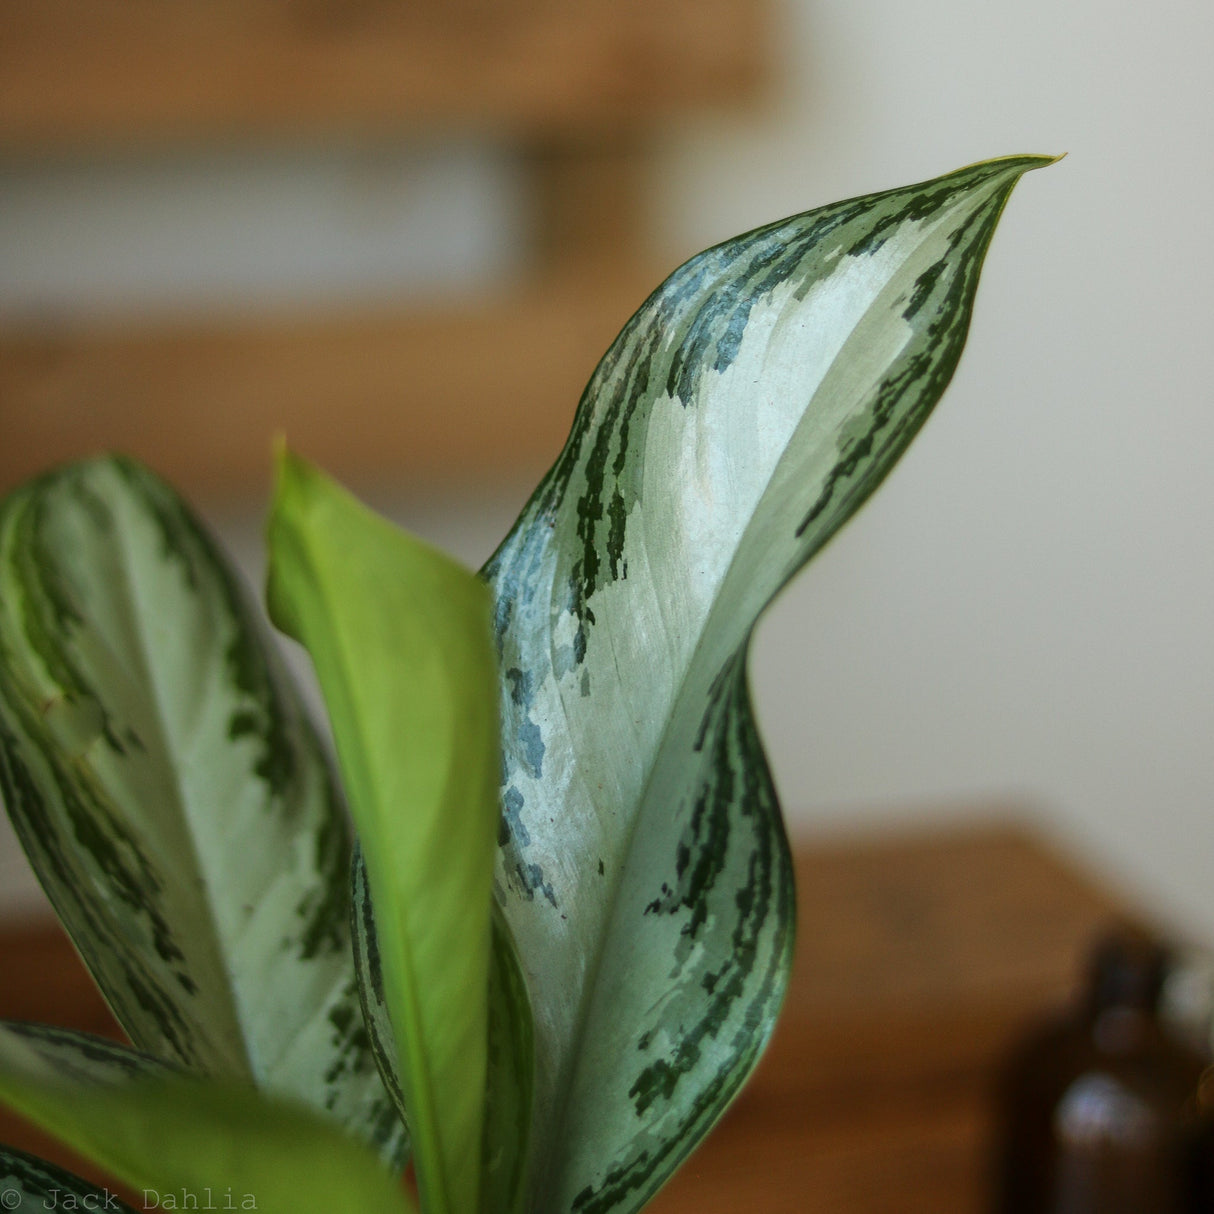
<box><xmin>0</xmin><ymin>1144</ymin><xmax>137</xmax><ymax>1213</ymax></box>
<box><xmin>486</xmin><ymin>156</ymin><xmax>1052</xmax><ymax>1213</ymax></box>
<box><xmin>0</xmin><ymin>1021</ymin><xmax>172</xmax><ymax>1087</ymax></box>
<box><xmin>0</xmin><ymin>457</ymin><xmax>402</xmax><ymax>1163</ymax></box>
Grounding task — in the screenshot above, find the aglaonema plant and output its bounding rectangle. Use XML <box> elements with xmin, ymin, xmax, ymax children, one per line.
<box><xmin>0</xmin><ymin>155</ymin><xmax>1052</xmax><ymax>1214</ymax></box>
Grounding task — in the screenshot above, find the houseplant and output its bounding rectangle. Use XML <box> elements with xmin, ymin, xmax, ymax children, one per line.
<box><xmin>0</xmin><ymin>155</ymin><xmax>1052</xmax><ymax>1214</ymax></box>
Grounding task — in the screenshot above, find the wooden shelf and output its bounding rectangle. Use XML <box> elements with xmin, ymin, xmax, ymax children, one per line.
<box><xmin>0</xmin><ymin>4</ymin><xmax>773</xmax><ymax>494</ymax></box>
<box><xmin>0</xmin><ymin>266</ymin><xmax>661</xmax><ymax>500</ymax></box>
<box><xmin>0</xmin><ymin>0</ymin><xmax>765</xmax><ymax>151</ymax></box>
<box><xmin>0</xmin><ymin>822</ymin><xmax>1129</xmax><ymax>1213</ymax></box>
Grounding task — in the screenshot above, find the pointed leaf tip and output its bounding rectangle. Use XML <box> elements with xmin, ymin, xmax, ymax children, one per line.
<box><xmin>483</xmin><ymin>153</ymin><xmax>1052</xmax><ymax>1214</ymax></box>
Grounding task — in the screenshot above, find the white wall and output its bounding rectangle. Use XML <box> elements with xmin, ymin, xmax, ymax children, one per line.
<box><xmin>666</xmin><ymin>0</ymin><xmax>1214</xmax><ymax>937</ymax></box>
<box><xmin>0</xmin><ymin>142</ymin><xmax>525</xmax><ymax>322</ymax></box>
<box><xmin>2</xmin><ymin>0</ymin><xmax>1212</xmax><ymax>937</ymax></box>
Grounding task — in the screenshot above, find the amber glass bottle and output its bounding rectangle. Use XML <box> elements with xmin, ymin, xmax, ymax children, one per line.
<box><xmin>991</xmin><ymin>928</ymin><xmax>1212</xmax><ymax>1214</ymax></box>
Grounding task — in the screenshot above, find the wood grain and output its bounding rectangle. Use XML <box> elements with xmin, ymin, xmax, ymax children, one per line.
<box><xmin>0</xmin><ymin>823</ymin><xmax>1130</xmax><ymax>1212</ymax></box>
<box><xmin>0</xmin><ymin>266</ymin><xmax>658</xmax><ymax>500</ymax></box>
<box><xmin>747</xmin><ymin>824</ymin><xmax>1130</xmax><ymax>1109</ymax></box>
<box><xmin>0</xmin><ymin>0</ymin><xmax>766</xmax><ymax>150</ymax></box>
<box><xmin>526</xmin><ymin>142</ymin><xmax>651</xmax><ymax>274</ymax></box>
<box><xmin>653</xmin><ymin>1094</ymin><xmax>989</xmax><ymax>1214</ymax></box>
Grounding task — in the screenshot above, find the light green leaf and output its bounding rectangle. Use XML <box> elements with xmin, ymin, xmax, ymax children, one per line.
<box><xmin>352</xmin><ymin>851</ymin><xmax>534</xmax><ymax>1214</ymax></box>
<box><xmin>267</xmin><ymin>451</ymin><xmax>502</xmax><ymax>1214</ymax></box>
<box><xmin>0</xmin><ymin>457</ymin><xmax>403</xmax><ymax>1163</ymax></box>
<box><xmin>0</xmin><ymin>1024</ymin><xmax>169</xmax><ymax>1212</ymax></box>
<box><xmin>1</xmin><ymin>1144</ymin><xmax>137</xmax><ymax>1213</ymax></box>
<box><xmin>486</xmin><ymin>156</ymin><xmax>1053</xmax><ymax>1213</ymax></box>
<box><xmin>0</xmin><ymin>1023</ymin><xmax>412</xmax><ymax>1214</ymax></box>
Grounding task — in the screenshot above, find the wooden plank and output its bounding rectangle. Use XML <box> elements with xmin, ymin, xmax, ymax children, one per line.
<box><xmin>0</xmin><ymin>266</ymin><xmax>656</xmax><ymax>500</ymax></box>
<box><xmin>526</xmin><ymin>141</ymin><xmax>651</xmax><ymax>273</ymax></box>
<box><xmin>0</xmin><ymin>0</ymin><xmax>766</xmax><ymax>150</ymax></box>
<box><xmin>0</xmin><ymin>826</ymin><xmax>1126</xmax><ymax>1079</ymax></box>
<box><xmin>654</xmin><ymin>1095</ymin><xmax>989</xmax><ymax>1214</ymax></box>
<box><xmin>0</xmin><ymin>824</ymin><xmax>1132</xmax><ymax>1212</ymax></box>
<box><xmin>0</xmin><ymin>922</ymin><xmax>128</xmax><ymax>1198</ymax></box>
<box><xmin>0</xmin><ymin>921</ymin><xmax>123</xmax><ymax>1041</ymax></box>
<box><xmin>746</xmin><ymin>823</ymin><xmax>1130</xmax><ymax>1111</ymax></box>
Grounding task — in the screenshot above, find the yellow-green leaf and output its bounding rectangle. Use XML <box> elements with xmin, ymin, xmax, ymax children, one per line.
<box><xmin>266</xmin><ymin>449</ymin><xmax>500</xmax><ymax>1214</ymax></box>
<box><xmin>0</xmin><ymin>1024</ymin><xmax>412</xmax><ymax>1214</ymax></box>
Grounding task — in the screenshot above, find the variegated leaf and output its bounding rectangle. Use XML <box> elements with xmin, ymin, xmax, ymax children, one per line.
<box><xmin>485</xmin><ymin>156</ymin><xmax>1052</xmax><ymax>1213</ymax></box>
<box><xmin>0</xmin><ymin>1021</ymin><xmax>172</xmax><ymax>1086</ymax></box>
<box><xmin>478</xmin><ymin>909</ymin><xmax>534</xmax><ymax>1214</ymax></box>
<box><xmin>0</xmin><ymin>458</ymin><xmax>403</xmax><ymax>1163</ymax></box>
<box><xmin>1</xmin><ymin>1143</ymin><xmax>137</xmax><ymax>1213</ymax></box>
<box><xmin>350</xmin><ymin>851</ymin><xmax>407</xmax><ymax>1130</ymax></box>
<box><xmin>352</xmin><ymin>853</ymin><xmax>533</xmax><ymax>1214</ymax></box>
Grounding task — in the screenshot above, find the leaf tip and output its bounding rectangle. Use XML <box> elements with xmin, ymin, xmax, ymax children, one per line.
<box><xmin>270</xmin><ymin>438</ymin><xmax>313</xmax><ymax>510</ymax></box>
<box><xmin>265</xmin><ymin>441</ymin><xmax>318</xmax><ymax>642</ymax></box>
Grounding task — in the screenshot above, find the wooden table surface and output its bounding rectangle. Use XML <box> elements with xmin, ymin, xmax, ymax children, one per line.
<box><xmin>0</xmin><ymin>823</ymin><xmax>1129</xmax><ymax>1213</ymax></box>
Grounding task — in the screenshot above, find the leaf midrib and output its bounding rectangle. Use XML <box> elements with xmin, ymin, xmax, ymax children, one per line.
<box><xmin>89</xmin><ymin>483</ymin><xmax>253</xmax><ymax>1073</ymax></box>
<box><xmin>274</xmin><ymin>497</ymin><xmax>453</xmax><ymax>1214</ymax></box>
<box><xmin>527</xmin><ymin>184</ymin><xmax>996</xmax><ymax>1204</ymax></box>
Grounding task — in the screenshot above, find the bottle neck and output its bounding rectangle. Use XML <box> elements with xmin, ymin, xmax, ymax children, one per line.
<box><xmin>1090</xmin><ymin>1003</ymin><xmax>1154</xmax><ymax>1054</ymax></box>
<box><xmin>1084</xmin><ymin>927</ymin><xmax>1169</xmax><ymax>1020</ymax></box>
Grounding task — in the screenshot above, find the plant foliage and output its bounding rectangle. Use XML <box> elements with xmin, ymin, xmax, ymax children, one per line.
<box><xmin>0</xmin><ymin>156</ymin><xmax>1050</xmax><ymax>1214</ymax></box>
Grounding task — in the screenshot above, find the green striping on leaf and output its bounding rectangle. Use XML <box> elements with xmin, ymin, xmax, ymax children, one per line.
<box><xmin>478</xmin><ymin>907</ymin><xmax>534</xmax><ymax>1214</ymax></box>
<box><xmin>351</xmin><ymin>849</ymin><xmax>408</xmax><ymax>1132</ymax></box>
<box><xmin>353</xmin><ymin>851</ymin><xmax>535</xmax><ymax>1214</ymax></box>
<box><xmin>484</xmin><ymin>155</ymin><xmax>1053</xmax><ymax>1213</ymax></box>
<box><xmin>0</xmin><ymin>457</ymin><xmax>404</xmax><ymax>1165</ymax></box>
<box><xmin>0</xmin><ymin>1023</ymin><xmax>413</xmax><ymax>1214</ymax></box>
<box><xmin>266</xmin><ymin>450</ymin><xmax>504</xmax><ymax>1214</ymax></box>
<box><xmin>1</xmin><ymin>1144</ymin><xmax>138</xmax><ymax>1213</ymax></box>
<box><xmin>0</xmin><ymin>1021</ymin><xmax>175</xmax><ymax>1086</ymax></box>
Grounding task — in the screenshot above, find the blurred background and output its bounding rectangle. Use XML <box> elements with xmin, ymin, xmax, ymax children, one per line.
<box><xmin>3</xmin><ymin>3</ymin><xmax>1214</xmax><ymax>1210</ymax></box>
<box><xmin>0</xmin><ymin>0</ymin><xmax>1211</xmax><ymax>947</ymax></box>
